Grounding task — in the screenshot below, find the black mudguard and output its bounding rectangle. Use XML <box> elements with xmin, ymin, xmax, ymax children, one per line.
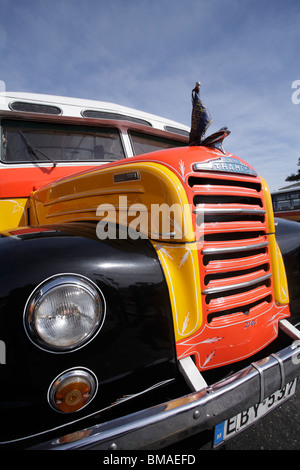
<box><xmin>0</xmin><ymin>223</ymin><xmax>176</xmax><ymax>446</ymax></box>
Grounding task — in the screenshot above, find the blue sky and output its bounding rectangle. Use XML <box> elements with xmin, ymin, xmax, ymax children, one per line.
<box><xmin>0</xmin><ymin>0</ymin><xmax>299</xmax><ymax>191</ymax></box>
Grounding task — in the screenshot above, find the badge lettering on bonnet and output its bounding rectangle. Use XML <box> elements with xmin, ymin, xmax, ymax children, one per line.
<box><xmin>193</xmin><ymin>156</ymin><xmax>257</xmax><ymax>176</ymax></box>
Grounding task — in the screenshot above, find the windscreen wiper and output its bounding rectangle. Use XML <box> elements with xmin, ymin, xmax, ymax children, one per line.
<box><xmin>18</xmin><ymin>131</ymin><xmax>56</xmax><ymax>167</ymax></box>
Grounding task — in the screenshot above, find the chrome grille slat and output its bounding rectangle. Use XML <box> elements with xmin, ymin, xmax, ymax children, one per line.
<box><xmin>202</xmin><ymin>273</ymin><xmax>272</xmax><ymax>295</ymax></box>
<box><xmin>194</xmin><ymin>208</ymin><xmax>266</xmax><ymax>215</ymax></box>
<box><xmin>201</xmin><ymin>221</ymin><xmax>266</xmax><ymax>234</ymax></box>
<box><xmin>202</xmin><ymin>241</ymin><xmax>269</xmax><ymax>255</ymax></box>
<box><xmin>192</xmin><ymin>187</ymin><xmax>260</xmax><ymax>197</ymax></box>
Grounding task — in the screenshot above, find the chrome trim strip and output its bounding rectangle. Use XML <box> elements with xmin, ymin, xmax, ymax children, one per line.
<box><xmin>202</xmin><ymin>241</ymin><xmax>269</xmax><ymax>255</ymax></box>
<box><xmin>251</xmin><ymin>362</ymin><xmax>265</xmax><ymax>403</ymax></box>
<box><xmin>27</xmin><ymin>320</ymin><xmax>300</xmax><ymax>450</ymax></box>
<box><xmin>202</xmin><ymin>273</ymin><xmax>272</xmax><ymax>295</ymax></box>
<box><xmin>193</xmin><ymin>207</ymin><xmax>266</xmax><ymax>215</ymax></box>
<box><xmin>0</xmin><ymin>378</ymin><xmax>174</xmax><ymax>446</ymax></box>
<box><xmin>271</xmin><ymin>354</ymin><xmax>285</xmax><ymax>390</ymax></box>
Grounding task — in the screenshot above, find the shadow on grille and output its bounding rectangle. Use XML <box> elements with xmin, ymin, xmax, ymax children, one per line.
<box><xmin>205</xmin><ymin>277</ymin><xmax>271</xmax><ymax>305</ymax></box>
<box><xmin>198</xmin><ymin>213</ymin><xmax>265</xmax><ymax>223</ymax></box>
<box><xmin>207</xmin><ymin>295</ymin><xmax>272</xmax><ymax>323</ymax></box>
<box><xmin>188</xmin><ymin>176</ymin><xmax>261</xmax><ymax>192</ymax></box>
<box><xmin>203</xmin><ymin>247</ymin><xmax>267</xmax><ymax>266</ymax></box>
<box><xmin>193</xmin><ymin>195</ymin><xmax>263</xmax><ymax>206</ymax></box>
<box><xmin>204</xmin><ymin>263</ymin><xmax>269</xmax><ymax>286</ymax></box>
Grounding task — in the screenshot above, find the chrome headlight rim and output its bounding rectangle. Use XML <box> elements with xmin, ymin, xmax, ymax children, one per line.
<box><xmin>23</xmin><ymin>273</ymin><xmax>106</xmax><ymax>354</ymax></box>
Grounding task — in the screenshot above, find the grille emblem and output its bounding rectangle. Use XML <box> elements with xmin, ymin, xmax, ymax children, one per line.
<box><xmin>193</xmin><ymin>156</ymin><xmax>257</xmax><ymax>176</ymax></box>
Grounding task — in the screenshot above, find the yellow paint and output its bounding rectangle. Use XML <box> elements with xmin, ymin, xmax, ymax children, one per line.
<box><xmin>30</xmin><ymin>162</ymin><xmax>195</xmax><ymax>242</ymax></box>
<box><xmin>261</xmin><ymin>177</ymin><xmax>276</xmax><ymax>233</ymax></box>
<box><xmin>268</xmin><ymin>234</ymin><xmax>289</xmax><ymax>305</ymax></box>
<box><xmin>0</xmin><ymin>198</ymin><xmax>28</xmax><ymax>231</ymax></box>
<box><xmin>261</xmin><ymin>177</ymin><xmax>289</xmax><ymax>305</ymax></box>
<box><xmin>151</xmin><ymin>241</ymin><xmax>202</xmax><ymax>341</ymax></box>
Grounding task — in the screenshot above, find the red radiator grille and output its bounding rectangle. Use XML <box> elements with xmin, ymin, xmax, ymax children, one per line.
<box><xmin>188</xmin><ymin>172</ymin><xmax>273</xmax><ymax>325</ymax></box>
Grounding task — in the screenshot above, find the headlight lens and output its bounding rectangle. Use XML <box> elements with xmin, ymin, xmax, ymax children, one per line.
<box><xmin>24</xmin><ymin>274</ymin><xmax>105</xmax><ymax>352</ymax></box>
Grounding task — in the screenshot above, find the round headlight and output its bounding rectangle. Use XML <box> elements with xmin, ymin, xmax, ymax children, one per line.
<box><xmin>24</xmin><ymin>274</ymin><xmax>105</xmax><ymax>352</ymax></box>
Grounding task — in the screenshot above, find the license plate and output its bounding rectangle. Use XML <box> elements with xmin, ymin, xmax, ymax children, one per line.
<box><xmin>213</xmin><ymin>378</ymin><xmax>297</xmax><ymax>447</ymax></box>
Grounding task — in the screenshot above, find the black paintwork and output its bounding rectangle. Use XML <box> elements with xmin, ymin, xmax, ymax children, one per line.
<box><xmin>275</xmin><ymin>218</ymin><xmax>300</xmax><ymax>322</ymax></box>
<box><xmin>0</xmin><ymin>223</ymin><xmax>176</xmax><ymax>446</ymax></box>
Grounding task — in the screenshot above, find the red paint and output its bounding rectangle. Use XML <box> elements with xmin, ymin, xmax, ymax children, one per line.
<box><xmin>0</xmin><ymin>165</ymin><xmax>98</xmax><ymax>198</ymax></box>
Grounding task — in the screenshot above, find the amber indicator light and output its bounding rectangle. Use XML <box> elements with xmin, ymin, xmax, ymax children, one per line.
<box><xmin>49</xmin><ymin>369</ymin><xmax>97</xmax><ymax>413</ymax></box>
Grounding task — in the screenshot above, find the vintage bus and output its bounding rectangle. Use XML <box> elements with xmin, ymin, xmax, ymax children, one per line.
<box><xmin>272</xmin><ymin>183</ymin><xmax>300</xmax><ymax>222</ymax></box>
<box><xmin>1</xmin><ymin>91</ymin><xmax>300</xmax><ymax>450</ymax></box>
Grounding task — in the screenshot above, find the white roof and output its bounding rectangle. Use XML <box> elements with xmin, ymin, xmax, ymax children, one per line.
<box><xmin>272</xmin><ymin>181</ymin><xmax>300</xmax><ymax>194</ymax></box>
<box><xmin>0</xmin><ymin>91</ymin><xmax>190</xmax><ymax>133</ymax></box>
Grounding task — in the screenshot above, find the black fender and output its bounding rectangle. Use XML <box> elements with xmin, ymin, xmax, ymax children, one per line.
<box><xmin>275</xmin><ymin>218</ymin><xmax>300</xmax><ymax>321</ymax></box>
<box><xmin>0</xmin><ymin>223</ymin><xmax>176</xmax><ymax>446</ymax></box>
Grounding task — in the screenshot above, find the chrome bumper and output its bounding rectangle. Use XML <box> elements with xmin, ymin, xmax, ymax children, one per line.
<box><xmin>30</xmin><ymin>320</ymin><xmax>300</xmax><ymax>450</ymax></box>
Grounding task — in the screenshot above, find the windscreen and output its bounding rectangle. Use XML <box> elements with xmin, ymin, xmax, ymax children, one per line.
<box><xmin>1</xmin><ymin>120</ymin><xmax>125</xmax><ymax>164</ymax></box>
<box><xmin>130</xmin><ymin>130</ymin><xmax>185</xmax><ymax>156</ymax></box>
